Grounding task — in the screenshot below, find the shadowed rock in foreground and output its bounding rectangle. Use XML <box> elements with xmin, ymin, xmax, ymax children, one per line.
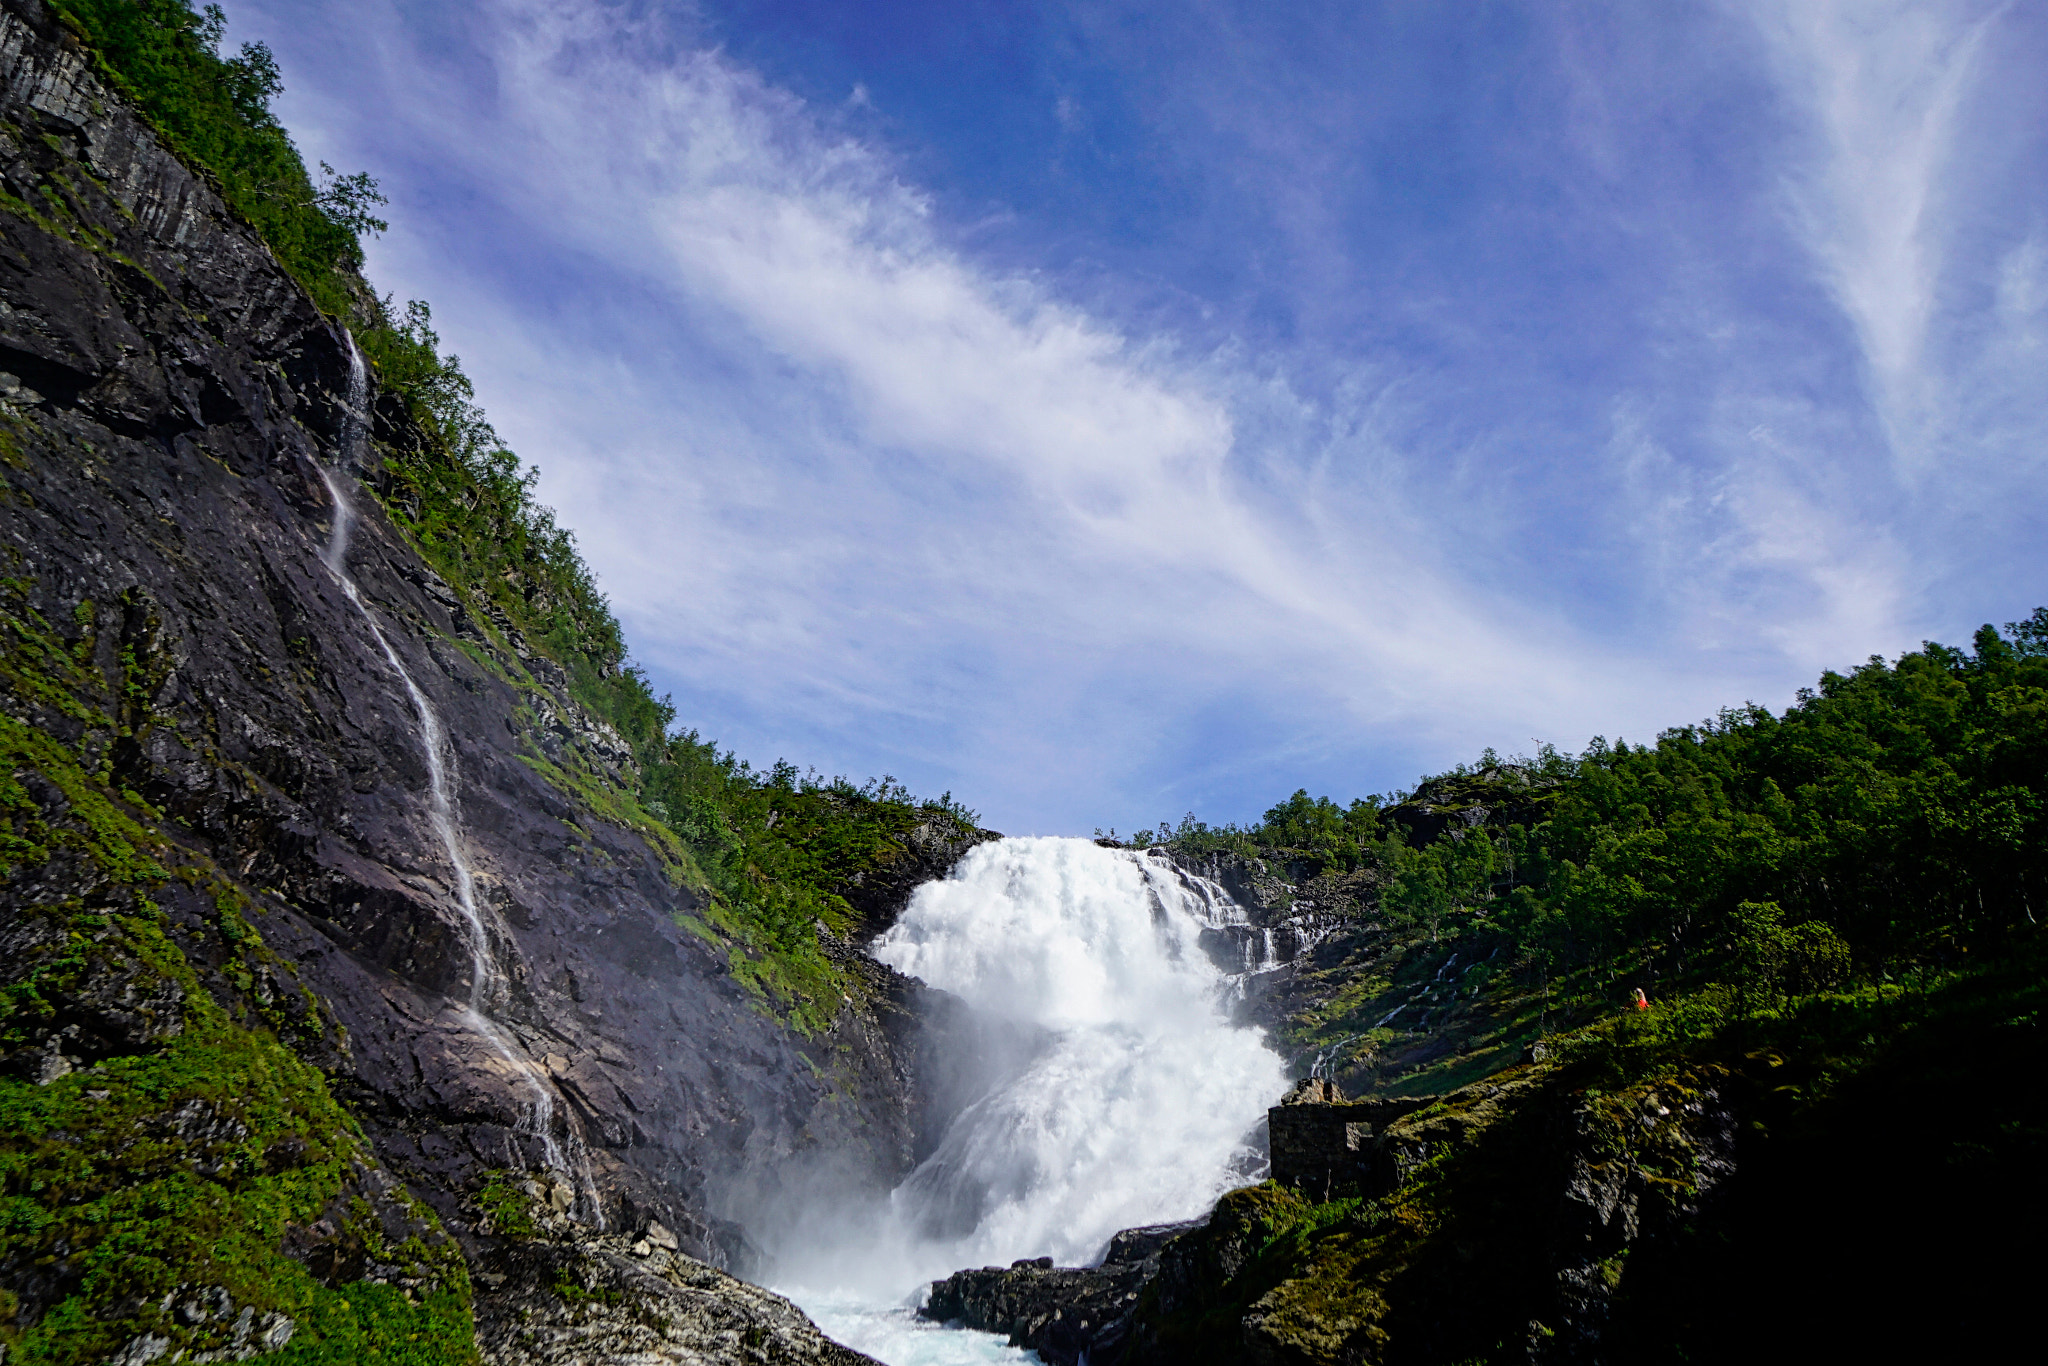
<box><xmin>475</xmin><ymin>1225</ymin><xmax>877</xmax><ymax>1366</ymax></box>
<box><xmin>922</xmin><ymin>1223</ymin><xmax>1198</xmax><ymax>1366</ymax></box>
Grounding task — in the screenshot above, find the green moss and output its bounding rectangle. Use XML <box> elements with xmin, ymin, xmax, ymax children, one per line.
<box><xmin>512</xmin><ymin>750</ymin><xmax>702</xmax><ymax>892</ymax></box>
<box><xmin>547</xmin><ymin>1272</ymin><xmax>621</xmax><ymax>1309</ymax></box>
<box><xmin>0</xmin><ymin>863</ymin><xmax>471</xmax><ymax>1364</ymax></box>
<box><xmin>262</xmin><ymin>1283</ymin><xmax>476</xmax><ymax>1366</ymax></box>
<box><xmin>475</xmin><ymin>1172</ymin><xmax>538</xmax><ymax>1241</ymax></box>
<box><xmin>0</xmin><ymin>576</ymin><xmax>473</xmax><ymax>1364</ymax></box>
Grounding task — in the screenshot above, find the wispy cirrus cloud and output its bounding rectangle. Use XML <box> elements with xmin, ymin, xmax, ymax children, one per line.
<box><xmin>235</xmin><ymin>0</ymin><xmax>2047</xmax><ymax>828</ymax></box>
<box><xmin>1753</xmin><ymin>0</ymin><xmax>2002</xmax><ymax>459</ymax></box>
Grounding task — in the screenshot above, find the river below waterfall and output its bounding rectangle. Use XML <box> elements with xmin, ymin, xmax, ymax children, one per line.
<box><xmin>772</xmin><ymin>836</ymin><xmax>1289</xmax><ymax>1364</ymax></box>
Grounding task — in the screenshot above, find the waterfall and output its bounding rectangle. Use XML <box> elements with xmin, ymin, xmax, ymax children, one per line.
<box><xmin>318</xmin><ymin>333</ymin><xmax>600</xmax><ymax>1226</ymax></box>
<box><xmin>777</xmin><ymin>838</ymin><xmax>1286</xmax><ymax>1359</ymax></box>
<box><xmin>877</xmin><ymin>840</ymin><xmax>1285</xmax><ymax>1266</ymax></box>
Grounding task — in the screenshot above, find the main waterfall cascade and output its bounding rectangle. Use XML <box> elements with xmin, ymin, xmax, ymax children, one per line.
<box><xmin>779</xmin><ymin>837</ymin><xmax>1291</xmax><ymax>1364</ymax></box>
<box><xmin>318</xmin><ymin>338</ymin><xmax>601</xmax><ymax>1224</ymax></box>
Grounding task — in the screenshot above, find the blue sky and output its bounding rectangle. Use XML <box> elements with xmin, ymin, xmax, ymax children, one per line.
<box><xmin>233</xmin><ymin>0</ymin><xmax>2048</xmax><ymax>833</ymax></box>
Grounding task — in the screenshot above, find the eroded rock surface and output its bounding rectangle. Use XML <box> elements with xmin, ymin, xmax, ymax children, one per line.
<box><xmin>474</xmin><ymin>1225</ymin><xmax>878</xmax><ymax>1366</ymax></box>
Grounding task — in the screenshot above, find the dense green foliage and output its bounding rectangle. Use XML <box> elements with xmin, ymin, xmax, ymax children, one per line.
<box><xmin>45</xmin><ymin>0</ymin><xmax>382</xmax><ymax>316</ymax></box>
<box><xmin>1482</xmin><ymin>621</ymin><xmax>2045</xmax><ymax>992</ymax></box>
<box><xmin>1160</xmin><ymin>615</ymin><xmax>2048</xmax><ymax>1021</ymax></box>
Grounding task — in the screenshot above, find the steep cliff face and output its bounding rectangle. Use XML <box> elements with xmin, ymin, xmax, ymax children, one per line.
<box><xmin>0</xmin><ymin>1</ymin><xmax>959</xmax><ymax>1357</ymax></box>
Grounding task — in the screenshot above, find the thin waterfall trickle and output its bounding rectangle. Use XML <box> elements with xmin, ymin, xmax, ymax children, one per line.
<box><xmin>319</xmin><ymin>332</ymin><xmax>601</xmax><ymax>1226</ymax></box>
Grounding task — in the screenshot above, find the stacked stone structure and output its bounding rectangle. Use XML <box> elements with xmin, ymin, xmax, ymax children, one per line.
<box><xmin>1266</xmin><ymin>1079</ymin><xmax>1435</xmax><ymax>1198</ymax></box>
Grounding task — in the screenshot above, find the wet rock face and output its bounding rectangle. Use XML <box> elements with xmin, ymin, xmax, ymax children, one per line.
<box><xmin>0</xmin><ymin>0</ymin><xmax>942</xmax><ymax>1303</ymax></box>
<box><xmin>1159</xmin><ymin>848</ymin><xmax>1377</xmax><ymax>1034</ymax></box>
<box><xmin>838</xmin><ymin>813</ymin><xmax>1000</xmax><ymax>939</ymax></box>
<box><xmin>921</xmin><ymin>1223</ymin><xmax>1198</xmax><ymax>1366</ymax></box>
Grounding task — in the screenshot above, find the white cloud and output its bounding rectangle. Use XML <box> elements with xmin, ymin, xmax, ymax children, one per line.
<box><xmin>238</xmin><ymin>0</ymin><xmax>2048</xmax><ymax>827</ymax></box>
<box><xmin>349</xmin><ymin>5</ymin><xmax>1668</xmax><ymax>692</ymax></box>
<box><xmin>1752</xmin><ymin>0</ymin><xmax>2004</xmax><ymax>462</ymax></box>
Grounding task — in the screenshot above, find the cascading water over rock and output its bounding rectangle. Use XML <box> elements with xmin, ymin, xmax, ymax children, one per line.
<box><xmin>775</xmin><ymin>837</ymin><xmax>1287</xmax><ymax>1359</ymax></box>
<box><xmin>318</xmin><ymin>334</ymin><xmax>600</xmax><ymax>1224</ymax></box>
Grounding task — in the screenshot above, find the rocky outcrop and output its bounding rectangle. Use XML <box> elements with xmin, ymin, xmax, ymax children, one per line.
<box><xmin>921</xmin><ymin>1223</ymin><xmax>1197</xmax><ymax>1366</ymax></box>
<box><xmin>1380</xmin><ymin>766</ymin><xmax>1561</xmax><ymax>848</ymax></box>
<box><xmin>912</xmin><ymin>1055</ymin><xmax>1750</xmax><ymax>1366</ymax></box>
<box><xmin>1106</xmin><ymin>1056</ymin><xmax>1753</xmax><ymax>1366</ymax></box>
<box><xmin>1159</xmin><ymin>849</ymin><xmax>1368</xmax><ymax>1027</ymax></box>
<box><xmin>472</xmin><ymin>1218</ymin><xmax>875</xmax><ymax>1366</ymax></box>
<box><xmin>839</xmin><ymin>812</ymin><xmax>1000</xmax><ymax>939</ymax></box>
<box><xmin>1156</xmin><ymin>845</ymin><xmax>1539</xmax><ymax>1095</ymax></box>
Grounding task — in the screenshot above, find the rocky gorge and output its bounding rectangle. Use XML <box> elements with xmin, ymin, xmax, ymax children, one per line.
<box><xmin>3</xmin><ymin>2</ymin><xmax>2044</xmax><ymax>1364</ymax></box>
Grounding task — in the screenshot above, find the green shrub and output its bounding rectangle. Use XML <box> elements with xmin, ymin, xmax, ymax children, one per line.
<box><xmin>45</xmin><ymin>0</ymin><xmax>380</xmax><ymax>316</ymax></box>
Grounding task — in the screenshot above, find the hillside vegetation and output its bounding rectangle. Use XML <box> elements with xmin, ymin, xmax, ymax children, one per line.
<box><xmin>1142</xmin><ymin>614</ymin><xmax>2044</xmax><ymax>1083</ymax></box>
<box><xmin>1112</xmin><ymin>621</ymin><xmax>2048</xmax><ymax>1362</ymax></box>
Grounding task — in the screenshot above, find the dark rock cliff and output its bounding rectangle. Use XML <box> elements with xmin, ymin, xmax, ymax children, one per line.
<box><xmin>0</xmin><ymin>2</ymin><xmax>972</xmax><ymax>1357</ymax></box>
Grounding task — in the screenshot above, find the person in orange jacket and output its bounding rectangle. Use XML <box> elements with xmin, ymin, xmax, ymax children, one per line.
<box><xmin>1631</xmin><ymin>987</ymin><xmax>1650</xmax><ymax>1011</ymax></box>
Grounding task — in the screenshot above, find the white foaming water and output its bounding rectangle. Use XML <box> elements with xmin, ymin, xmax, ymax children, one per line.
<box><xmin>799</xmin><ymin>1296</ymin><xmax>1025</xmax><ymax>1366</ymax></box>
<box><xmin>317</xmin><ymin>336</ymin><xmax>600</xmax><ymax>1223</ymax></box>
<box><xmin>776</xmin><ymin>837</ymin><xmax>1287</xmax><ymax>1362</ymax></box>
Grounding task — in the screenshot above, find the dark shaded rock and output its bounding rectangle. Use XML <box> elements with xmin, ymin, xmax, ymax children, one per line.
<box><xmin>838</xmin><ymin>813</ymin><xmax>1001</xmax><ymax>939</ymax></box>
<box><xmin>473</xmin><ymin>1226</ymin><xmax>879</xmax><ymax>1366</ymax></box>
<box><xmin>922</xmin><ymin>1221</ymin><xmax>1200</xmax><ymax>1366</ymax></box>
<box><xmin>0</xmin><ymin>0</ymin><xmax>934</xmax><ymax>1248</ymax></box>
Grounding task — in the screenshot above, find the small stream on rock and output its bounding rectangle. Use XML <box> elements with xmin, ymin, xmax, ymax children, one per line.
<box><xmin>320</xmin><ymin>336</ymin><xmax>601</xmax><ymax>1225</ymax></box>
<box><xmin>774</xmin><ymin>837</ymin><xmax>1289</xmax><ymax>1364</ymax></box>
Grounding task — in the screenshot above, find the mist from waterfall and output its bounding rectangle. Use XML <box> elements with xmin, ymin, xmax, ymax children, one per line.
<box><xmin>776</xmin><ymin>836</ymin><xmax>1288</xmax><ymax>1362</ymax></box>
<box><xmin>318</xmin><ymin>334</ymin><xmax>600</xmax><ymax>1225</ymax></box>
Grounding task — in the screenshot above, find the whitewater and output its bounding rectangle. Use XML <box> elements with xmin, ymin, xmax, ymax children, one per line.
<box><xmin>775</xmin><ymin>836</ymin><xmax>1289</xmax><ymax>1364</ymax></box>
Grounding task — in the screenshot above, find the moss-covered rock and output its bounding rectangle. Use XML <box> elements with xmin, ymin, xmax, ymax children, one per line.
<box><xmin>1119</xmin><ymin>960</ymin><xmax>2047</xmax><ymax>1365</ymax></box>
